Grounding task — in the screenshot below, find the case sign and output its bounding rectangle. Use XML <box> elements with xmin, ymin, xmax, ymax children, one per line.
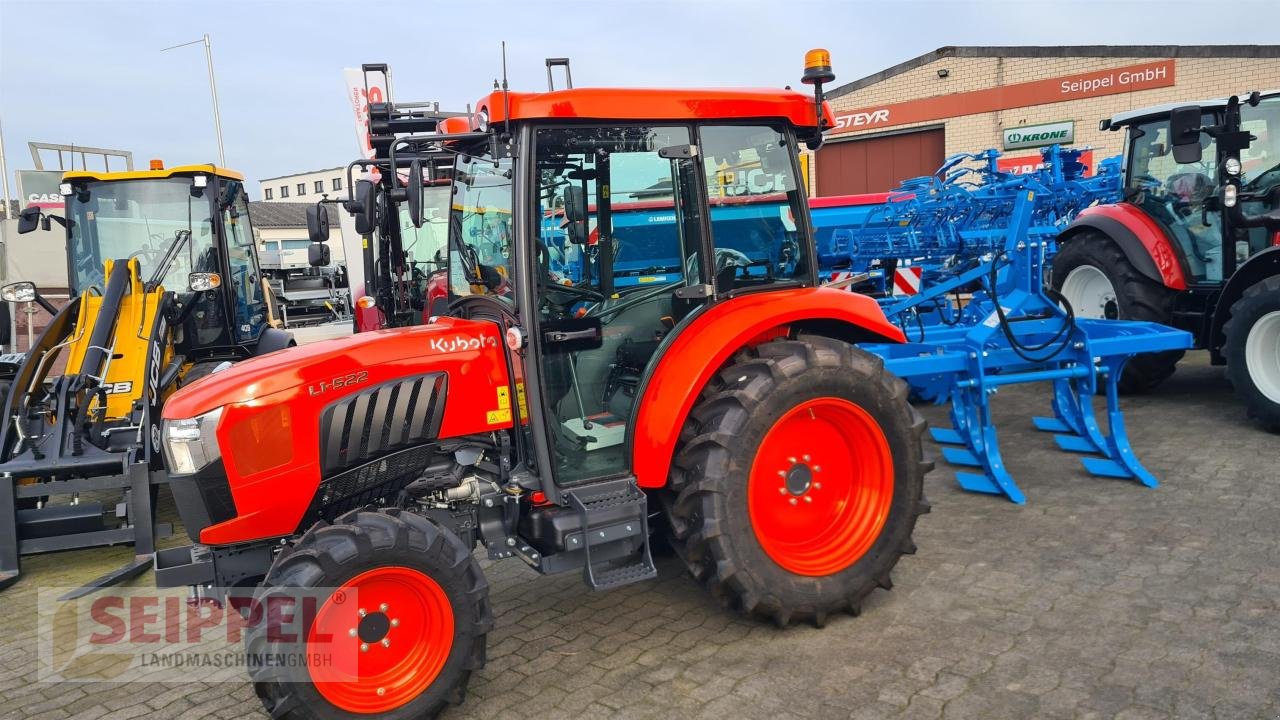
<box><xmin>1003</xmin><ymin>121</ymin><xmax>1074</xmax><ymax>151</ymax></box>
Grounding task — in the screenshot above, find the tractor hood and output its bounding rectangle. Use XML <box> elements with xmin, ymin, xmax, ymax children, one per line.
<box><xmin>163</xmin><ymin>317</ymin><xmax>504</xmax><ymax>420</ymax></box>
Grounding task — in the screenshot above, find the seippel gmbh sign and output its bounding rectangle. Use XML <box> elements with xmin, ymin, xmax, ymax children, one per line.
<box><xmin>1003</xmin><ymin>121</ymin><xmax>1074</xmax><ymax>151</ymax></box>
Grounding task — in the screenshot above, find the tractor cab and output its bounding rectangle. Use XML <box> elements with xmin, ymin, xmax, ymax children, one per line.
<box><xmin>1107</xmin><ymin>91</ymin><xmax>1280</xmax><ymax>284</ymax></box>
<box><xmin>394</xmin><ymin>92</ymin><xmax>825</xmax><ymax>491</ymax></box>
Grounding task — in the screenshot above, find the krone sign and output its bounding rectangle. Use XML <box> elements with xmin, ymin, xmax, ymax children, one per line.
<box><xmin>1003</xmin><ymin>121</ymin><xmax>1075</xmax><ymax>151</ymax></box>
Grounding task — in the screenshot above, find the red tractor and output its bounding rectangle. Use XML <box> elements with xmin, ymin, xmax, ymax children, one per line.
<box><xmin>154</xmin><ymin>51</ymin><xmax>930</xmax><ymax>719</ymax></box>
<box><xmin>1053</xmin><ymin>91</ymin><xmax>1280</xmax><ymax>429</ymax></box>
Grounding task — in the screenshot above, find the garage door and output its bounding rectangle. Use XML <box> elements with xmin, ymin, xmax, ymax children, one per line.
<box><xmin>815</xmin><ymin>128</ymin><xmax>945</xmax><ymax>196</ymax></box>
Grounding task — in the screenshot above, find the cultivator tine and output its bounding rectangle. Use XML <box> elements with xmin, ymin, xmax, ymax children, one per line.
<box><xmin>1031</xmin><ymin>359</ymin><xmax>1158</xmax><ymax>488</ymax></box>
<box><xmin>933</xmin><ymin>388</ymin><xmax>1027</xmax><ymax>504</ymax></box>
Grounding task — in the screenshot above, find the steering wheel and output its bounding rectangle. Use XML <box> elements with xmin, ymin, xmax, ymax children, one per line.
<box><xmin>447</xmin><ymin>293</ymin><xmax>519</xmax><ymax>325</ymax></box>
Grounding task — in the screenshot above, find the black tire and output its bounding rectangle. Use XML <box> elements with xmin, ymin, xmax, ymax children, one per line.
<box><xmin>1052</xmin><ymin>231</ymin><xmax>1184</xmax><ymax>392</ymax></box>
<box><xmin>665</xmin><ymin>335</ymin><xmax>930</xmax><ymax>627</ymax></box>
<box><xmin>1225</xmin><ymin>276</ymin><xmax>1280</xmax><ymax>433</ymax></box>
<box><xmin>247</xmin><ymin>509</ymin><xmax>492</xmax><ymax>720</ymax></box>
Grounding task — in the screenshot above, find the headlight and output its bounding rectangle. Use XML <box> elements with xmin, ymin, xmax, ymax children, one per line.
<box><xmin>163</xmin><ymin>407</ymin><xmax>223</xmax><ymax>475</ymax></box>
<box><xmin>1223</xmin><ymin>157</ymin><xmax>1242</xmax><ymax>177</ymax></box>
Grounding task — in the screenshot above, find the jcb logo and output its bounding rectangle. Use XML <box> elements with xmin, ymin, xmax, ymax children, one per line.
<box><xmin>102</xmin><ymin>382</ymin><xmax>133</xmax><ymax>395</ymax></box>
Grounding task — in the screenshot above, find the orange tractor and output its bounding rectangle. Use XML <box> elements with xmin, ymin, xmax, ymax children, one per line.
<box><xmin>153</xmin><ymin>52</ymin><xmax>930</xmax><ymax>718</ymax></box>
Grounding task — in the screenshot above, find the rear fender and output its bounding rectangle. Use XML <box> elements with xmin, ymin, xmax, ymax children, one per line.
<box><xmin>628</xmin><ymin>286</ymin><xmax>904</xmax><ymax>489</ymax></box>
<box><xmin>1063</xmin><ymin>205</ymin><xmax>1188</xmax><ymax>290</ymax></box>
<box><xmin>1210</xmin><ymin>245</ymin><xmax>1280</xmax><ymax>356</ymax></box>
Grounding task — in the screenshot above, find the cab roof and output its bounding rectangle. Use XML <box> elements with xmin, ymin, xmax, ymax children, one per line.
<box><xmin>62</xmin><ymin>164</ymin><xmax>244</xmax><ymax>182</ymax></box>
<box><xmin>1107</xmin><ymin>89</ymin><xmax>1280</xmax><ymax>129</ymax></box>
<box><xmin>477</xmin><ymin>87</ymin><xmax>832</xmax><ymax>128</ymax></box>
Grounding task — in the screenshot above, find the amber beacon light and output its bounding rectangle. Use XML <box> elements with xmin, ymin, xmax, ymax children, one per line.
<box><xmin>801</xmin><ymin>49</ymin><xmax>835</xmax><ymax>148</ymax></box>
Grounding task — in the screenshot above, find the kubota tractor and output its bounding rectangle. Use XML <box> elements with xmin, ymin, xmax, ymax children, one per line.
<box><xmin>153</xmin><ymin>51</ymin><xmax>930</xmax><ymax>719</ymax></box>
<box><xmin>1053</xmin><ymin>91</ymin><xmax>1280</xmax><ymax>429</ymax></box>
<box><xmin>0</xmin><ymin>164</ymin><xmax>294</xmax><ymax>595</ymax></box>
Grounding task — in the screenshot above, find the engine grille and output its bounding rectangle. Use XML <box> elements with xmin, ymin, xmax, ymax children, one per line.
<box><xmin>319</xmin><ymin>372</ymin><xmax>446</xmax><ymax>476</ymax></box>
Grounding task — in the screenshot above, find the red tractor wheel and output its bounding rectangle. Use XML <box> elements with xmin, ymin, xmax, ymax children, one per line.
<box><xmin>666</xmin><ymin>335</ymin><xmax>930</xmax><ymax>626</ymax></box>
<box><xmin>246</xmin><ymin>509</ymin><xmax>491</xmax><ymax>720</ymax></box>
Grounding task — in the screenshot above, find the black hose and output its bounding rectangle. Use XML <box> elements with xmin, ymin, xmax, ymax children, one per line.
<box><xmin>985</xmin><ymin>254</ymin><xmax>1076</xmax><ymax>364</ymax></box>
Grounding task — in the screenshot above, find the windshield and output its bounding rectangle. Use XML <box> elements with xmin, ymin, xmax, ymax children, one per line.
<box><xmin>449</xmin><ymin>149</ymin><xmax>514</xmax><ymax>300</ymax></box>
<box><xmin>65</xmin><ymin>177</ymin><xmax>216</xmax><ymax>295</ymax></box>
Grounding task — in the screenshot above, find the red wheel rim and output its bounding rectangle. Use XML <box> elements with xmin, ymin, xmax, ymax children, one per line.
<box><xmin>307</xmin><ymin>566</ymin><xmax>454</xmax><ymax>714</ymax></box>
<box><xmin>747</xmin><ymin>397</ymin><xmax>894</xmax><ymax>577</ymax></box>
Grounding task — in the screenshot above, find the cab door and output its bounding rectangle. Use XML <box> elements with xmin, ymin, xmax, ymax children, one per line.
<box><xmin>219</xmin><ymin>181</ymin><xmax>268</xmax><ymax>342</ymax></box>
<box><xmin>527</xmin><ymin>124</ymin><xmax>709</xmax><ymax>486</ymax></box>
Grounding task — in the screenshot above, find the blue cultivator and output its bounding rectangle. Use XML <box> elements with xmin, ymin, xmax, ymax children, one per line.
<box><xmin>816</xmin><ymin>148</ymin><xmax>1191</xmax><ymax>503</ymax></box>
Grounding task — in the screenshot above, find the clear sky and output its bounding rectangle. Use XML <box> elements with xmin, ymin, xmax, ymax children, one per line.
<box><xmin>2</xmin><ymin>0</ymin><xmax>1278</xmax><ymax>199</ymax></box>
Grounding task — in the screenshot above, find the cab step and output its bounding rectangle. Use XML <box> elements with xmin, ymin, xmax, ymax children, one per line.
<box><xmin>565</xmin><ymin>479</ymin><xmax>657</xmax><ymax>591</ymax></box>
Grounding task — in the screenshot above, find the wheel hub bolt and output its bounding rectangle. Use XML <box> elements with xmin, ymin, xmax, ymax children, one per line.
<box><xmin>377</xmin><ymin>687</ymin><xmax>386</xmax><ymax>697</ymax></box>
<box><xmin>379</xmin><ymin>603</ymin><xmax>389</xmax><ymax>613</ymax></box>
<box><xmin>789</xmin><ymin>497</ymin><xmax>798</xmax><ymax>506</ymax></box>
<box><xmin>348</xmin><ymin>629</ymin><xmax>357</xmax><ymax>638</ymax></box>
<box><xmin>390</xmin><ymin>618</ymin><xmax>400</xmax><ymax>628</ymax></box>
<box><xmin>381</xmin><ymin>638</ymin><xmax>391</xmax><ymax>648</ymax></box>
<box><xmin>360</xmin><ymin>643</ymin><xmax>369</xmax><ymax>652</ymax></box>
<box><xmin>804</xmin><ymin>496</ymin><xmax>813</xmax><ymax>503</ymax></box>
<box><xmin>358</xmin><ymin>608</ymin><xmax>367</xmax><ymax>618</ymax></box>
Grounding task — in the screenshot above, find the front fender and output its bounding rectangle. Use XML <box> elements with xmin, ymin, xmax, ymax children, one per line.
<box><xmin>628</xmin><ymin>286</ymin><xmax>904</xmax><ymax>488</ymax></box>
<box><xmin>1064</xmin><ymin>205</ymin><xmax>1187</xmax><ymax>290</ymax></box>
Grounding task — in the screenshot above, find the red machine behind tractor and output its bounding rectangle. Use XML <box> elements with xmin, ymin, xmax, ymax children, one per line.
<box><xmin>1053</xmin><ymin>91</ymin><xmax>1280</xmax><ymax>429</ymax></box>
<box><xmin>153</xmin><ymin>52</ymin><xmax>931</xmax><ymax>719</ymax></box>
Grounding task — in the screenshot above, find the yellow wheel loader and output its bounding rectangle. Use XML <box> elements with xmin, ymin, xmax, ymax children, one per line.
<box><xmin>0</xmin><ymin>163</ymin><xmax>294</xmax><ymax>596</ymax></box>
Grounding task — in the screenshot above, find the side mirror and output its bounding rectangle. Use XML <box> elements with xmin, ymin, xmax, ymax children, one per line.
<box><xmin>189</xmin><ymin>272</ymin><xmax>222</xmax><ymax>292</ymax></box>
<box><xmin>308</xmin><ymin>242</ymin><xmax>331</xmax><ymax>267</ymax></box>
<box><xmin>563</xmin><ymin>186</ymin><xmax>588</xmax><ymax>244</ymax></box>
<box><xmin>16</xmin><ymin>207</ymin><xmax>39</xmax><ymax>234</ymax></box>
<box><xmin>1169</xmin><ymin>105</ymin><xmax>1204</xmax><ymax>164</ymax></box>
<box><xmin>306</xmin><ymin>203</ymin><xmax>330</xmax><ymax>244</ymax></box>
<box><xmin>350</xmin><ymin>180</ymin><xmax>378</xmax><ymax>235</ymax></box>
<box><xmin>1</xmin><ymin>281</ymin><xmax>36</xmax><ymax>303</ymax></box>
<box><xmin>407</xmin><ymin>160</ymin><xmax>424</xmax><ymax>229</ymax></box>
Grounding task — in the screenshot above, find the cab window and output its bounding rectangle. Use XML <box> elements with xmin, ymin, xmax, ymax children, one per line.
<box><xmin>219</xmin><ymin>181</ymin><xmax>266</xmax><ymax>342</ymax></box>
<box><xmin>699</xmin><ymin>124</ymin><xmax>810</xmax><ymax>294</ymax></box>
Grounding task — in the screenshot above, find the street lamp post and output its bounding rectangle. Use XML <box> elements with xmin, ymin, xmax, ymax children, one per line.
<box><xmin>162</xmin><ymin>33</ymin><xmax>226</xmax><ymax>166</ymax></box>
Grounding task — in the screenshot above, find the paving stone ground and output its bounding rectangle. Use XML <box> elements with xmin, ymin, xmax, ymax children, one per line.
<box><xmin>3</xmin><ymin>351</ymin><xmax>1278</xmax><ymax>719</ymax></box>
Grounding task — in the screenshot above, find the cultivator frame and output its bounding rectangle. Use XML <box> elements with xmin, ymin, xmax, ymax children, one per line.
<box><xmin>818</xmin><ymin>148</ymin><xmax>1191</xmax><ymax>503</ymax></box>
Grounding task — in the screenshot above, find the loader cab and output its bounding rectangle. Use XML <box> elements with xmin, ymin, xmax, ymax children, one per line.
<box><xmin>427</xmin><ymin>89</ymin><xmax>822</xmax><ymax>488</ymax></box>
<box><xmin>58</xmin><ymin>166</ymin><xmax>270</xmax><ymax>355</ymax></box>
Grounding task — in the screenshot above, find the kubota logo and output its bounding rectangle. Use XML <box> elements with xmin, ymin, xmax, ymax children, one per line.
<box><xmin>833</xmin><ymin>108</ymin><xmax>890</xmax><ymax>131</ymax></box>
<box><xmin>429</xmin><ymin>335</ymin><xmax>499</xmax><ymax>354</ymax></box>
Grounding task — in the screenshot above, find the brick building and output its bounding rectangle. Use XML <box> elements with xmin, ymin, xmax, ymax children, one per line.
<box><xmin>807</xmin><ymin>45</ymin><xmax>1280</xmax><ymax>196</ymax></box>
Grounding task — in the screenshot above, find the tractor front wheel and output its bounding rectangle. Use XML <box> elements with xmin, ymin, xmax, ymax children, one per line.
<box><xmin>667</xmin><ymin>336</ymin><xmax>929</xmax><ymax>626</ymax></box>
<box><xmin>1225</xmin><ymin>276</ymin><xmax>1280</xmax><ymax>433</ymax></box>
<box><xmin>1052</xmin><ymin>232</ymin><xmax>1184</xmax><ymax>392</ymax></box>
<box><xmin>246</xmin><ymin>509</ymin><xmax>491</xmax><ymax>720</ymax></box>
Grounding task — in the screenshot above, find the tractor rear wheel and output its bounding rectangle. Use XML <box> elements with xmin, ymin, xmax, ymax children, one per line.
<box><xmin>246</xmin><ymin>509</ymin><xmax>491</xmax><ymax>720</ymax></box>
<box><xmin>667</xmin><ymin>335</ymin><xmax>929</xmax><ymax>626</ymax></box>
<box><xmin>1052</xmin><ymin>231</ymin><xmax>1184</xmax><ymax>392</ymax></box>
<box><xmin>1225</xmin><ymin>276</ymin><xmax>1280</xmax><ymax>433</ymax></box>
